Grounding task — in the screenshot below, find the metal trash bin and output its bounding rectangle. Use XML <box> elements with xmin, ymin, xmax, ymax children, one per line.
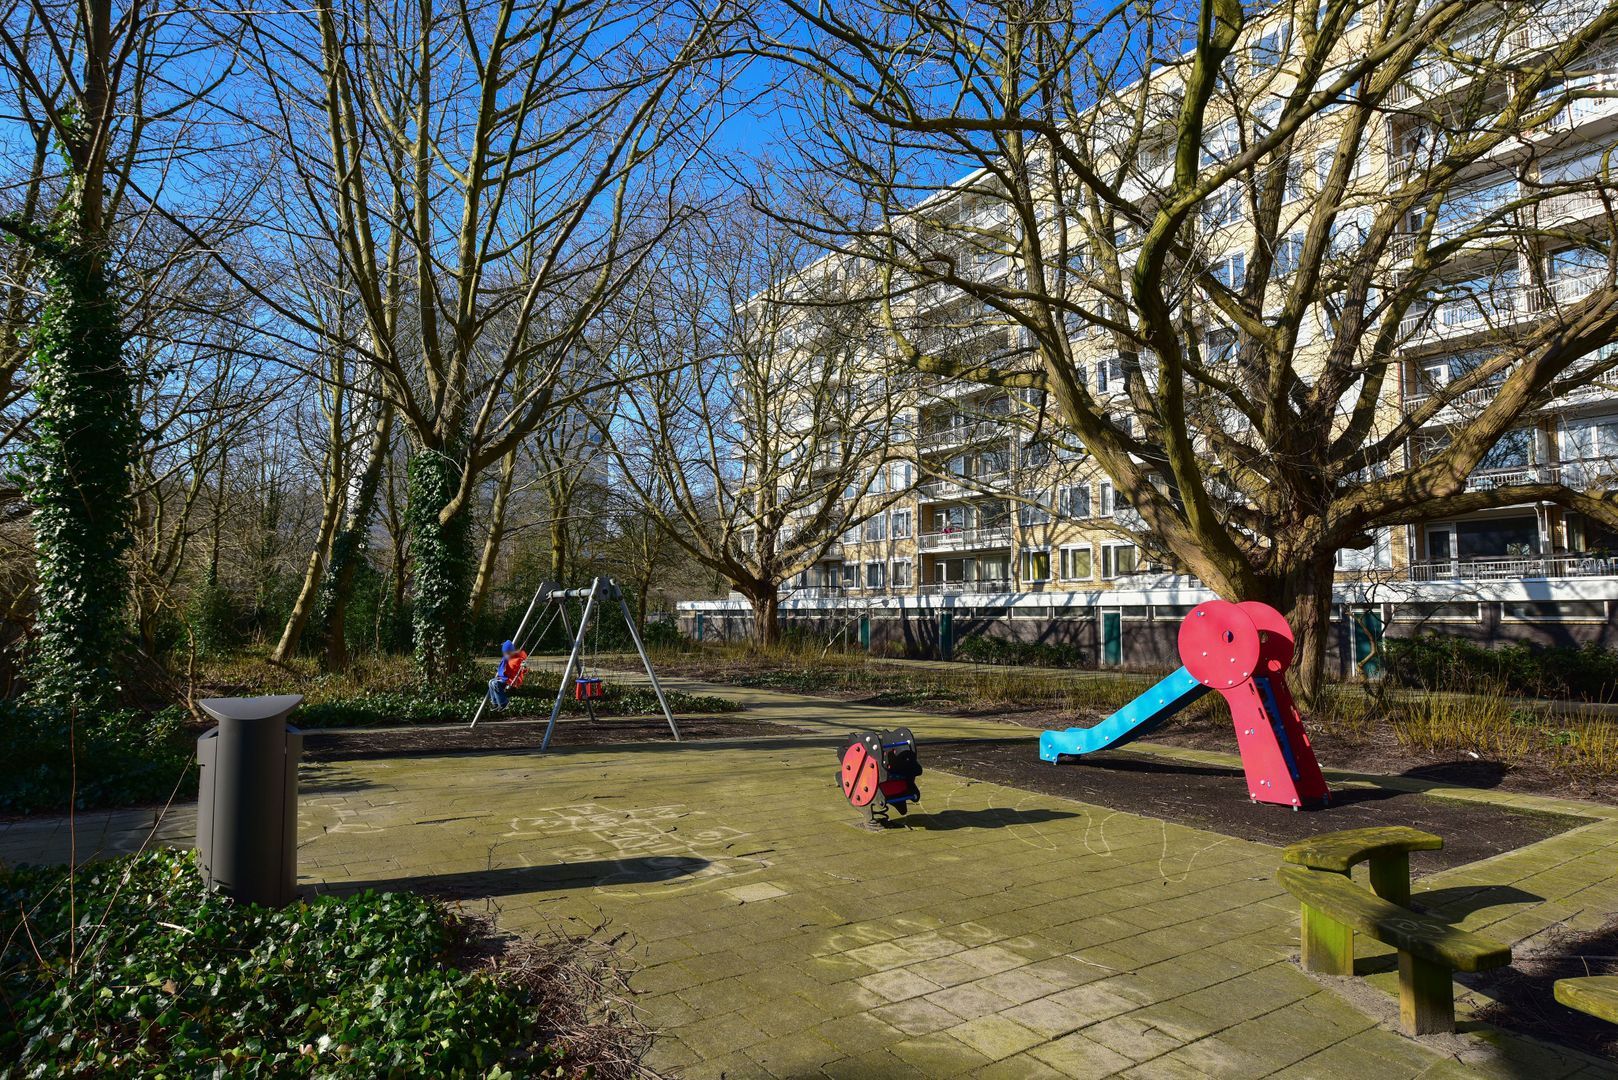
<box><xmin>195</xmin><ymin>694</ymin><xmax>304</xmax><ymax>906</ymax></box>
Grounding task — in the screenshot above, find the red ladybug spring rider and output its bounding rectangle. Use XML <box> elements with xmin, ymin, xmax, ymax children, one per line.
<box><xmin>838</xmin><ymin>728</ymin><xmax>922</xmax><ymax>827</ymax></box>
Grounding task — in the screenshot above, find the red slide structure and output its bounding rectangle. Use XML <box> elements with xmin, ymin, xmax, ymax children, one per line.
<box><xmin>1040</xmin><ymin>600</ymin><xmax>1330</xmax><ymax>809</ymax></box>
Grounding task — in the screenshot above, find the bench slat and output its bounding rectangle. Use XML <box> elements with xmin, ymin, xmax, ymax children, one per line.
<box><xmin>1282</xmin><ymin>827</ymin><xmax>1443</xmax><ymax>873</ymax></box>
<box><xmin>1554</xmin><ymin>976</ymin><xmax>1618</xmax><ymax>1023</ymax></box>
<box><xmin>1277</xmin><ymin>865</ymin><xmax>1510</xmax><ymax>972</ymax></box>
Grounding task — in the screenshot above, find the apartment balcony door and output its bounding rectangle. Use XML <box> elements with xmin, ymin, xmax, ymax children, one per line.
<box><xmin>1426</xmin><ymin>524</ymin><xmax>1458</xmax><ymax>577</ymax></box>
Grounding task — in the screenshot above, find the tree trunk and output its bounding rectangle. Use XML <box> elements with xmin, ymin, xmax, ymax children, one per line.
<box><xmin>468</xmin><ymin>447</ymin><xmax>518</xmax><ymax>625</ymax></box>
<box><xmin>548</xmin><ymin>509</ymin><xmax>569</xmax><ymax>586</ymax></box>
<box><xmin>407</xmin><ymin>448</ymin><xmax>474</xmax><ymax>687</ymax></box>
<box><xmin>320</xmin><ymin>404</ymin><xmax>393</xmax><ymax>671</ymax></box>
<box><xmin>271</xmin><ymin>458</ymin><xmax>345</xmax><ymax>662</ymax></box>
<box><xmin>23</xmin><ymin>242</ymin><xmax>137</xmax><ymax>710</ymax></box>
<box><xmin>1261</xmin><ymin>553</ymin><xmax>1337</xmax><ymax>711</ymax></box>
<box><xmin>747</xmin><ymin>587</ymin><xmax>781</xmax><ymax>647</ymax></box>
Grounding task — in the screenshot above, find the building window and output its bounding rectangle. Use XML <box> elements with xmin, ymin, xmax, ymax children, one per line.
<box><xmin>1094</xmin><ymin>355</ymin><xmax>1125</xmax><ymax>393</ymax></box>
<box><xmin>890</xmin><ymin>461</ymin><xmax>914</xmax><ymax>489</ymax></box>
<box><xmin>1018</xmin><ymin>492</ymin><xmax>1051</xmax><ymax>526</ymax></box>
<box><xmin>865</xmin><ymin>561</ymin><xmax>886</xmax><ymax>589</ymax></box>
<box><xmin>1251</xmin><ymin>23</ymin><xmax>1291</xmax><ymax>70</ymax></box>
<box><xmin>1059</xmin><ymin>545</ymin><xmax>1094</xmax><ymax>581</ymax></box>
<box><xmin>840</xmin><ymin>563</ymin><xmax>858</xmax><ymax>587</ymax></box>
<box><xmin>1335</xmin><ymin>528</ymin><xmax>1392</xmax><ymax>570</ymax></box>
<box><xmin>1271</xmin><ymin>233</ymin><xmax>1304</xmax><ymax>278</ymax></box>
<box><xmin>891</xmin><ymin>559</ymin><xmax>913</xmax><ymax>587</ymax></box>
<box><xmin>1021</xmin><ymin>548</ymin><xmax>1051</xmax><ymax>582</ymax></box>
<box><xmin>1059</xmin><ymin>482</ymin><xmax>1092</xmax><ymax>519</ymax></box>
<box><xmin>1390</xmin><ymin>601</ymin><xmax>1478</xmax><ymax>622</ymax></box>
<box><xmin>1209</xmin><ymin>251</ymin><xmax>1245</xmax><ymax>290</ymax></box>
<box><xmin>891</xmin><ymin>508</ymin><xmax>912</xmax><ymax>538</ymax></box>
<box><xmin>1503</xmin><ymin>600</ymin><xmax>1605</xmax><ymax>621</ymax></box>
<box><xmin>841</xmin><ymin>524</ymin><xmax>860</xmax><ymax>545</ymax></box>
<box><xmin>1202</xmin><ymin>186</ymin><xmax>1243</xmax><ymax>231</ymax></box>
<box><xmin>863</xmin><ymin>514</ymin><xmax>887</xmax><ymax>542</ymax></box>
<box><xmin>1102</xmin><ymin>543</ymin><xmax>1138</xmax><ymax>579</ymax></box>
<box><xmin>1099</xmin><ymin>482</ymin><xmax>1115</xmax><ymax>517</ymax></box>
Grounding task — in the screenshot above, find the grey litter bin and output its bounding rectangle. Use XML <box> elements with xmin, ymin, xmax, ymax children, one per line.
<box><xmin>195</xmin><ymin>694</ymin><xmax>304</xmax><ymax>907</ymax></box>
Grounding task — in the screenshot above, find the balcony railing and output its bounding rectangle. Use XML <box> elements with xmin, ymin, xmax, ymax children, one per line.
<box><xmin>917</xmin><ymin>578</ymin><xmax>1016</xmax><ymax>596</ymax></box>
<box><xmin>1399</xmin><ymin>273</ymin><xmax>1605</xmax><ymax>345</ymax></box>
<box><xmin>1407</xmin><ymin>553</ymin><xmax>1618</xmax><ymax>582</ymax></box>
<box><xmin>918</xmin><ymin>421</ymin><xmax>1007</xmax><ymax>453</ymax></box>
<box><xmin>916</xmin><ymin>525</ymin><xmax>1014</xmax><ymax>553</ymax></box>
<box><xmin>917</xmin><ymin>473</ymin><xmax>1010</xmax><ymax>500</ymax></box>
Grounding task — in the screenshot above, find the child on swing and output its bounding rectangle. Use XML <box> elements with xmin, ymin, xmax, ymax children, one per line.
<box><xmin>487</xmin><ymin>639</ymin><xmax>528</xmax><ymax>711</ymax></box>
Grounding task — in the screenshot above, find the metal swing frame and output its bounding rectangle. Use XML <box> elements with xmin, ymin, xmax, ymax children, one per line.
<box><xmin>467</xmin><ymin>575</ymin><xmax>681</xmax><ymax>751</ymax></box>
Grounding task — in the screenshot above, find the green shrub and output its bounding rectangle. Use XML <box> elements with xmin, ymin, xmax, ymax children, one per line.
<box><xmin>954</xmin><ymin>635</ymin><xmax>1087</xmax><ymax>668</ymax></box>
<box><xmin>0</xmin><ymin>849</ymin><xmax>560</xmax><ymax>1077</ymax></box>
<box><xmin>0</xmin><ymin>700</ymin><xmax>196</xmax><ymax>815</ymax></box>
<box><xmin>1384</xmin><ymin>635</ymin><xmax>1618</xmax><ymax>701</ymax></box>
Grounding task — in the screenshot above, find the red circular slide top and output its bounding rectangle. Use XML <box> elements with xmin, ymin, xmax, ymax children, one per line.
<box><xmin>1178</xmin><ymin>600</ymin><xmax>1261</xmax><ymax>690</ymax></box>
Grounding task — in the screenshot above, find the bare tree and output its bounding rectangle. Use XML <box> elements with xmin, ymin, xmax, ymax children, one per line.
<box><xmin>759</xmin><ymin>0</ymin><xmax>1618</xmax><ymax>699</ymax></box>
<box><xmin>602</xmin><ymin>202</ymin><xmax>915</xmax><ymax>644</ymax></box>
<box><xmin>233</xmin><ymin>0</ymin><xmax>742</xmax><ymax>683</ymax></box>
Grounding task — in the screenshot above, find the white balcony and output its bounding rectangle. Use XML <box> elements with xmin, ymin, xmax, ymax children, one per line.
<box><xmin>1399</xmin><ymin>272</ymin><xmax>1605</xmax><ymax>346</ymax></box>
<box><xmin>915</xmin><ymin>525</ymin><xmax>1014</xmax><ymax>553</ymax></box>
<box><xmin>917</xmin><ymin>577</ymin><xmax>1016</xmax><ymax>596</ymax></box>
<box><xmin>918</xmin><ymin>421</ymin><xmax>1007</xmax><ymax>453</ymax></box>
<box><xmin>1407</xmin><ymin>552</ymin><xmax>1618</xmax><ymax>582</ymax></box>
<box><xmin>917</xmin><ymin>473</ymin><xmax>1010</xmax><ymax>500</ymax></box>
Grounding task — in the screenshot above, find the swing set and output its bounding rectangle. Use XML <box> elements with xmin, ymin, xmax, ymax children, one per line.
<box><xmin>468</xmin><ymin>575</ymin><xmax>681</xmax><ymax>751</ymax></box>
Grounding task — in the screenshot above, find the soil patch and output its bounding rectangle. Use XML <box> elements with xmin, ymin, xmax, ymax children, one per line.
<box><xmin>1471</xmin><ymin>917</ymin><xmax>1618</xmax><ymax>1061</ymax></box>
<box><xmin>986</xmin><ymin>706</ymin><xmax>1618</xmax><ymax>806</ymax></box>
<box><xmin>304</xmin><ymin>716</ymin><xmax>807</xmax><ymax>761</ymax></box>
<box><xmin>922</xmin><ymin>738</ymin><xmax>1582</xmax><ymax>871</ymax></box>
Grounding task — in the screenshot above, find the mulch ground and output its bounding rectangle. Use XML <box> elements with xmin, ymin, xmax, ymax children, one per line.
<box><xmin>1470</xmin><ymin>916</ymin><xmax>1618</xmax><ymax>1061</ymax></box>
<box><xmin>920</xmin><ymin>700</ymin><xmax>1618</xmax><ymax>806</ymax></box>
<box><xmin>303</xmin><ymin>716</ymin><xmax>809</xmax><ymax>761</ymax></box>
<box><xmin>921</xmin><ymin>738</ymin><xmax>1581</xmax><ymax>872</ymax></box>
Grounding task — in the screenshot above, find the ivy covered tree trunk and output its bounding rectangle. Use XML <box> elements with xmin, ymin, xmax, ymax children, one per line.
<box><xmin>24</xmin><ymin>242</ymin><xmax>137</xmax><ymax>709</ymax></box>
<box><xmin>406</xmin><ymin>448</ymin><xmax>473</xmax><ymax>688</ymax></box>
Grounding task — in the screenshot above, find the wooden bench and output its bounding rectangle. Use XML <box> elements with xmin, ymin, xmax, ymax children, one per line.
<box><xmin>1554</xmin><ymin>976</ymin><xmax>1618</xmax><ymax>1024</ymax></box>
<box><xmin>1278</xmin><ymin>863</ymin><xmax>1511</xmax><ymax>1035</ymax></box>
<box><xmin>1282</xmin><ymin>825</ymin><xmax>1444</xmax><ymax>905</ymax></box>
<box><xmin>1282</xmin><ymin>826</ymin><xmax>1443</xmax><ymax>974</ymax></box>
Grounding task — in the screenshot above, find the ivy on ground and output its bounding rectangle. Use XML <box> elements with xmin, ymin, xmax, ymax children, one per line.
<box><xmin>0</xmin><ymin>850</ymin><xmax>562</xmax><ymax>1078</ymax></box>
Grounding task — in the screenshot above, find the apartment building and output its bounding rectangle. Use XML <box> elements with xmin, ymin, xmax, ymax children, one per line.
<box><xmin>682</xmin><ymin>1</ymin><xmax>1618</xmax><ymax>670</ymax></box>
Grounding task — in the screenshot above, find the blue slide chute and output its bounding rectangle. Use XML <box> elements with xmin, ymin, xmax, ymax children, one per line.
<box><xmin>1038</xmin><ymin>667</ymin><xmax>1209</xmax><ymax>762</ymax></box>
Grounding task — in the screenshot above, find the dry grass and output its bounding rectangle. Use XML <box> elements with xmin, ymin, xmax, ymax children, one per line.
<box><xmin>658</xmin><ymin>641</ymin><xmax>1618</xmax><ymax>782</ymax></box>
<box><xmin>455</xmin><ymin>913</ymin><xmax>659</xmax><ymax>1080</ymax></box>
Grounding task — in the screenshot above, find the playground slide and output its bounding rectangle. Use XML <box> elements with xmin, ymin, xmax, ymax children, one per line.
<box><xmin>1038</xmin><ymin>666</ymin><xmax>1209</xmax><ymax>761</ymax></box>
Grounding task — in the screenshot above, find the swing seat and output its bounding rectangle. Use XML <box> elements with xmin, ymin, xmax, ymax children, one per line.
<box><xmin>574</xmin><ymin>677</ymin><xmax>604</xmax><ymax>701</ymax></box>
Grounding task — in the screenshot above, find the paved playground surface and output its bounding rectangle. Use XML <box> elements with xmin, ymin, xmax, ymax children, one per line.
<box><xmin>5</xmin><ymin>678</ymin><xmax>1618</xmax><ymax>1078</ymax></box>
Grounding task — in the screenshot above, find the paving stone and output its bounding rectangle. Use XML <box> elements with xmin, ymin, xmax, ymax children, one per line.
<box><xmin>890</xmin><ymin>1033</ymin><xmax>996</xmax><ymax>1076</ymax></box>
<box><xmin>12</xmin><ymin>675</ymin><xmax>1611</xmax><ymax>1080</ymax></box>
<box><xmin>1026</xmin><ymin>1030</ymin><xmax>1137</xmax><ymax>1078</ymax></box>
<box><xmin>943</xmin><ymin>1013</ymin><xmax>1046</xmax><ymax>1060</ymax></box>
<box><xmin>873</xmin><ymin>997</ymin><xmax>972</xmax><ymax>1036</ymax></box>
